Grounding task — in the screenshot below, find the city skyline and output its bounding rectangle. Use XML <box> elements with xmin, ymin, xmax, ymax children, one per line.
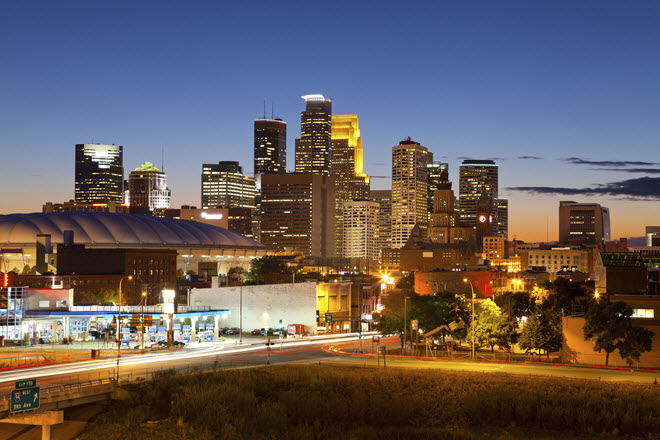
<box><xmin>1</xmin><ymin>1</ymin><xmax>659</xmax><ymax>242</ymax></box>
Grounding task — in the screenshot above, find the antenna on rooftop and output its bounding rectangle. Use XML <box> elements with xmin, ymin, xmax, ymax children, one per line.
<box><xmin>272</xmin><ymin>103</ymin><xmax>274</xmax><ymax>119</ymax></box>
<box><xmin>263</xmin><ymin>100</ymin><xmax>266</xmax><ymax>119</ymax></box>
<box><xmin>162</xmin><ymin>148</ymin><xmax>164</xmax><ymax>172</ymax></box>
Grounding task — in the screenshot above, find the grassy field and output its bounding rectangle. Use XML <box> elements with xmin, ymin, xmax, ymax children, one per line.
<box><xmin>78</xmin><ymin>365</ymin><xmax>660</xmax><ymax>440</ymax></box>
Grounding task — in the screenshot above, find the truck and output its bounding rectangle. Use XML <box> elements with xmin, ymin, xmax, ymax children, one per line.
<box><xmin>287</xmin><ymin>324</ymin><xmax>305</xmax><ymax>337</ymax></box>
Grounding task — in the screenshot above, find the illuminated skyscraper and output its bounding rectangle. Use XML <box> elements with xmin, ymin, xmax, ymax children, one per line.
<box><xmin>343</xmin><ymin>201</ymin><xmax>380</xmax><ymax>260</ymax></box>
<box><xmin>331</xmin><ymin>114</ymin><xmax>370</xmax><ymax>257</ymax></box>
<box><xmin>458</xmin><ymin>160</ymin><xmax>498</xmax><ymax>229</ymax></box>
<box><xmin>128</xmin><ymin>162</ymin><xmax>171</xmax><ymax>212</ymax></box>
<box><xmin>295</xmin><ymin>94</ymin><xmax>332</xmax><ymax>176</ymax></box>
<box><xmin>74</xmin><ymin>143</ymin><xmax>123</xmax><ymax>203</ymax></box>
<box><xmin>201</xmin><ymin>161</ymin><xmax>255</xmax><ymax>209</ymax></box>
<box><xmin>254</xmin><ymin>118</ymin><xmax>286</xmax><ymax>176</ymax></box>
<box><xmin>391</xmin><ymin>138</ymin><xmax>431</xmax><ymax>248</ymax></box>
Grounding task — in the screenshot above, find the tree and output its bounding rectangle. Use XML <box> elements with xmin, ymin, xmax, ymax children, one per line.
<box><xmin>618</xmin><ymin>326</ymin><xmax>655</xmax><ymax>367</ymax></box>
<box><xmin>176</xmin><ymin>268</ymin><xmax>185</xmax><ymax>278</ymax></box>
<box><xmin>467</xmin><ymin>299</ymin><xmax>518</xmax><ymax>352</ymax></box>
<box><xmin>396</xmin><ymin>273</ymin><xmax>415</xmax><ymax>291</ymax></box>
<box><xmin>494</xmin><ymin>291</ymin><xmax>534</xmax><ymax>320</ymax></box>
<box><xmin>81</xmin><ymin>288</ymin><xmax>119</xmax><ymax>304</ymax></box>
<box><xmin>583</xmin><ymin>300</ymin><xmax>632</xmax><ymax>366</ymax></box>
<box><xmin>518</xmin><ymin>308</ymin><xmax>563</xmax><ymax>359</ymax></box>
<box><xmin>245</xmin><ymin>256</ymin><xmax>290</xmax><ymax>284</ymax></box>
<box><xmin>373</xmin><ymin>290</ymin><xmax>409</xmax><ymax>348</ymax></box>
<box><xmin>542</xmin><ymin>279</ymin><xmax>593</xmax><ymax>315</ymax></box>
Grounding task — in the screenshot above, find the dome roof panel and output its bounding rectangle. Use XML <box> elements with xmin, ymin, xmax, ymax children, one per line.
<box><xmin>0</xmin><ymin>212</ymin><xmax>267</xmax><ymax>250</ymax></box>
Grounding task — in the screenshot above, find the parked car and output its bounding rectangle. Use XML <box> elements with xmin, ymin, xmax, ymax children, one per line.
<box><xmin>89</xmin><ymin>330</ymin><xmax>103</xmax><ymax>339</ymax></box>
<box><xmin>224</xmin><ymin>328</ymin><xmax>240</xmax><ymax>335</ymax></box>
<box><xmin>260</xmin><ymin>328</ymin><xmax>269</xmax><ymax>336</ymax></box>
<box><xmin>251</xmin><ymin>329</ymin><xmax>261</xmax><ymax>335</ymax></box>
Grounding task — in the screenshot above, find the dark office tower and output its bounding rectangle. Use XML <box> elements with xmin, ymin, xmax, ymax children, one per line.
<box><xmin>458</xmin><ymin>159</ymin><xmax>498</xmax><ymax>229</ymax></box>
<box><xmin>496</xmin><ymin>198</ymin><xmax>508</xmax><ymax>240</ymax></box>
<box><xmin>295</xmin><ymin>94</ymin><xmax>332</xmax><ymax>176</ymax></box>
<box><xmin>128</xmin><ymin>162</ymin><xmax>171</xmax><ymax>212</ymax></box>
<box><xmin>260</xmin><ymin>173</ymin><xmax>335</xmax><ymax>258</ymax></box>
<box><xmin>371</xmin><ymin>190</ymin><xmax>392</xmax><ymax>253</ymax></box>
<box><xmin>559</xmin><ymin>201</ymin><xmax>611</xmax><ymax>245</ymax></box>
<box><xmin>74</xmin><ymin>143</ymin><xmax>123</xmax><ymax>203</ymax></box>
<box><xmin>331</xmin><ymin>114</ymin><xmax>370</xmax><ymax>258</ymax></box>
<box><xmin>201</xmin><ymin>161</ymin><xmax>255</xmax><ymax>209</ymax></box>
<box><xmin>427</xmin><ymin>161</ymin><xmax>450</xmax><ymax>222</ymax></box>
<box><xmin>254</xmin><ymin>118</ymin><xmax>286</xmax><ymax>176</ymax></box>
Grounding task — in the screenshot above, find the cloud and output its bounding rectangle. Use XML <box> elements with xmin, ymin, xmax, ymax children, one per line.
<box><xmin>588</xmin><ymin>168</ymin><xmax>660</xmax><ymax>174</ymax></box>
<box><xmin>507</xmin><ymin>177</ymin><xmax>660</xmax><ymax>200</ymax></box>
<box><xmin>369</xmin><ymin>162</ymin><xmax>387</xmax><ymax>166</ymax></box>
<box><xmin>562</xmin><ymin>157</ymin><xmax>657</xmax><ymax>167</ymax></box>
<box><xmin>456</xmin><ymin>157</ymin><xmax>505</xmax><ymax>161</ymax></box>
<box><xmin>518</xmin><ymin>155</ymin><xmax>543</xmax><ymax>160</ymax></box>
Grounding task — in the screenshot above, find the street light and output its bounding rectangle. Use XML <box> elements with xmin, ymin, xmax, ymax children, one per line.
<box><xmin>141</xmin><ymin>291</ymin><xmax>147</xmax><ymax>350</ymax></box>
<box><xmin>463</xmin><ymin>278</ymin><xmax>475</xmax><ymax>360</ymax></box>
<box><xmin>116</xmin><ymin>275</ymin><xmax>132</xmax><ymax>380</ymax></box>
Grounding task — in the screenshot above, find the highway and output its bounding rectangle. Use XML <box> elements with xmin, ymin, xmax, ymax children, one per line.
<box><xmin>1</xmin><ymin>334</ymin><xmax>659</xmax><ymax>393</ymax></box>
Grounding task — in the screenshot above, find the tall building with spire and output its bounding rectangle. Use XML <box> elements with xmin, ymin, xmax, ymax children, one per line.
<box><xmin>128</xmin><ymin>162</ymin><xmax>171</xmax><ymax>211</ymax></box>
<box><xmin>458</xmin><ymin>159</ymin><xmax>498</xmax><ymax>231</ymax></box>
<box><xmin>254</xmin><ymin>118</ymin><xmax>286</xmax><ymax>176</ymax></box>
<box><xmin>391</xmin><ymin>138</ymin><xmax>431</xmax><ymax>248</ymax></box>
<box><xmin>331</xmin><ymin>114</ymin><xmax>370</xmax><ymax>257</ymax></box>
<box><xmin>75</xmin><ymin>143</ymin><xmax>124</xmax><ymax>203</ymax></box>
<box><xmin>295</xmin><ymin>94</ymin><xmax>332</xmax><ymax>176</ymax></box>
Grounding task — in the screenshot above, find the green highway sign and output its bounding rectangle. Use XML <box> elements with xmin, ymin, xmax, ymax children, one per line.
<box><xmin>325</xmin><ymin>313</ymin><xmax>333</xmax><ymax>324</ymax></box>
<box><xmin>15</xmin><ymin>379</ymin><xmax>36</xmax><ymax>389</ymax></box>
<box><xmin>10</xmin><ymin>386</ymin><xmax>40</xmax><ymax>413</ymax></box>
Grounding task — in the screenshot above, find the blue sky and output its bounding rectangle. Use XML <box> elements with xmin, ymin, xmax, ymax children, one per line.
<box><xmin>1</xmin><ymin>1</ymin><xmax>659</xmax><ymax>241</ymax></box>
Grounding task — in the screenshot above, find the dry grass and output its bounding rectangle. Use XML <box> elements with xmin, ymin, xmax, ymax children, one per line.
<box><xmin>78</xmin><ymin>365</ymin><xmax>660</xmax><ymax>440</ymax></box>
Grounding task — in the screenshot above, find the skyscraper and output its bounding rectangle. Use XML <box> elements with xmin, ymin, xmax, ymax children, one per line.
<box><xmin>260</xmin><ymin>173</ymin><xmax>335</xmax><ymax>257</ymax></box>
<box><xmin>254</xmin><ymin>118</ymin><xmax>286</xmax><ymax>176</ymax></box>
<box><xmin>371</xmin><ymin>189</ymin><xmax>392</xmax><ymax>254</ymax></box>
<box><xmin>391</xmin><ymin>138</ymin><xmax>431</xmax><ymax>248</ymax></box>
<box><xmin>559</xmin><ymin>201</ymin><xmax>611</xmax><ymax>244</ymax></box>
<box><xmin>496</xmin><ymin>198</ymin><xmax>509</xmax><ymax>240</ymax></box>
<box><xmin>295</xmin><ymin>94</ymin><xmax>332</xmax><ymax>176</ymax></box>
<box><xmin>201</xmin><ymin>161</ymin><xmax>255</xmax><ymax>209</ymax></box>
<box><xmin>427</xmin><ymin>161</ymin><xmax>450</xmax><ymax>222</ymax></box>
<box><xmin>458</xmin><ymin>159</ymin><xmax>498</xmax><ymax>229</ymax></box>
<box><xmin>331</xmin><ymin>114</ymin><xmax>370</xmax><ymax>257</ymax></box>
<box><xmin>128</xmin><ymin>162</ymin><xmax>171</xmax><ymax>212</ymax></box>
<box><xmin>343</xmin><ymin>201</ymin><xmax>380</xmax><ymax>260</ymax></box>
<box><xmin>74</xmin><ymin>143</ymin><xmax>123</xmax><ymax>203</ymax></box>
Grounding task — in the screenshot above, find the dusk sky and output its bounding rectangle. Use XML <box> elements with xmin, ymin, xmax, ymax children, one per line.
<box><xmin>1</xmin><ymin>1</ymin><xmax>658</xmax><ymax>242</ymax></box>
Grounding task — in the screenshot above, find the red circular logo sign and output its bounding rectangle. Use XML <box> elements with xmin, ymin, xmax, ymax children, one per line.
<box><xmin>478</xmin><ymin>215</ymin><xmax>487</xmax><ymax>223</ymax></box>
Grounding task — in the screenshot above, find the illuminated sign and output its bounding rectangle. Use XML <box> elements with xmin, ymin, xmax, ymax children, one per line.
<box><xmin>478</xmin><ymin>215</ymin><xmax>487</xmax><ymax>223</ymax></box>
<box><xmin>201</xmin><ymin>212</ymin><xmax>223</xmax><ymax>220</ymax></box>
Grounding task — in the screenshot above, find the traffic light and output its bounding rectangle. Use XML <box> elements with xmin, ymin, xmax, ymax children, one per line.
<box><xmin>316</xmin><ymin>310</ymin><xmax>320</xmax><ymax>323</ymax></box>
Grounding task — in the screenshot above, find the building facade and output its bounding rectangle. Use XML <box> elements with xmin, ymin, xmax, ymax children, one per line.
<box><xmin>559</xmin><ymin>201</ymin><xmax>611</xmax><ymax>245</ymax></box>
<box><xmin>521</xmin><ymin>247</ymin><xmax>590</xmax><ymax>273</ymax></box>
<box><xmin>201</xmin><ymin>162</ymin><xmax>255</xmax><ymax>210</ymax></box>
<box><xmin>371</xmin><ymin>190</ymin><xmax>392</xmax><ymax>254</ymax></box>
<box><xmin>391</xmin><ymin>138</ymin><xmax>431</xmax><ymax>248</ymax></box>
<box><xmin>496</xmin><ymin>198</ymin><xmax>508</xmax><ymax>240</ymax></box>
<box><xmin>295</xmin><ymin>94</ymin><xmax>332</xmax><ymax>176</ymax></box>
<box><xmin>343</xmin><ymin>201</ymin><xmax>380</xmax><ymax>260</ymax></box>
<box><xmin>43</xmin><ymin>200</ymin><xmax>129</xmax><ymax>214</ymax></box>
<box><xmin>331</xmin><ymin>114</ymin><xmax>370</xmax><ymax>258</ymax></box>
<box><xmin>128</xmin><ymin>162</ymin><xmax>171</xmax><ymax>212</ymax></box>
<box><xmin>458</xmin><ymin>159</ymin><xmax>498</xmax><ymax>229</ymax></box>
<box><xmin>260</xmin><ymin>173</ymin><xmax>335</xmax><ymax>258</ymax></box>
<box><xmin>74</xmin><ymin>143</ymin><xmax>124</xmax><ymax>203</ymax></box>
<box><xmin>427</xmin><ymin>161</ymin><xmax>450</xmax><ymax>223</ymax></box>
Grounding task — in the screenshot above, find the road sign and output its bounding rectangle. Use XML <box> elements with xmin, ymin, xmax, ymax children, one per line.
<box><xmin>15</xmin><ymin>379</ymin><xmax>36</xmax><ymax>389</ymax></box>
<box><xmin>411</xmin><ymin>320</ymin><xmax>418</xmax><ymax>331</ymax></box>
<box><xmin>10</xmin><ymin>386</ymin><xmax>40</xmax><ymax>413</ymax></box>
<box><xmin>325</xmin><ymin>313</ymin><xmax>333</xmax><ymax>324</ymax></box>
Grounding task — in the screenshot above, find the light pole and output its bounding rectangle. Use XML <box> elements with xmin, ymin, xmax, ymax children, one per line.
<box><xmin>403</xmin><ymin>296</ymin><xmax>408</xmax><ymax>355</ymax></box>
<box><xmin>463</xmin><ymin>278</ymin><xmax>475</xmax><ymax>360</ymax></box>
<box><xmin>116</xmin><ymin>275</ymin><xmax>132</xmax><ymax>380</ymax></box>
<box><xmin>141</xmin><ymin>290</ymin><xmax>147</xmax><ymax>351</ymax></box>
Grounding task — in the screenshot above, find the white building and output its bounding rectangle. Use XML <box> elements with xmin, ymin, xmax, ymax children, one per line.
<box><xmin>524</xmin><ymin>247</ymin><xmax>589</xmax><ymax>273</ymax></box>
<box><xmin>189</xmin><ymin>281</ymin><xmax>317</xmax><ymax>334</ymax></box>
<box><xmin>343</xmin><ymin>201</ymin><xmax>379</xmax><ymax>260</ymax></box>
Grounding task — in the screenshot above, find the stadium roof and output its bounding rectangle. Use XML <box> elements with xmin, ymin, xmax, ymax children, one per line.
<box><xmin>0</xmin><ymin>212</ymin><xmax>266</xmax><ymax>249</ymax></box>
